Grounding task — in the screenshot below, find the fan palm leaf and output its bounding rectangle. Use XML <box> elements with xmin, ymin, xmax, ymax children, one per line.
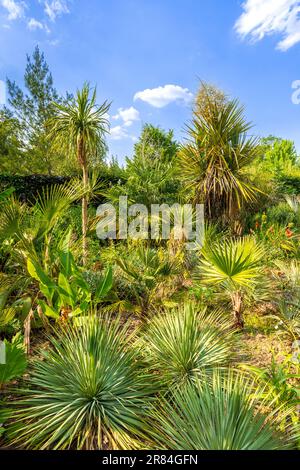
<box><xmin>197</xmin><ymin>237</ymin><xmax>265</xmax><ymax>328</ymax></box>
<box><xmin>199</xmin><ymin>237</ymin><xmax>265</xmax><ymax>289</ymax></box>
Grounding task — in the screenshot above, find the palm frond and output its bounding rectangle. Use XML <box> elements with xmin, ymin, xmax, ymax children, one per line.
<box><xmin>179</xmin><ymin>95</ymin><xmax>261</xmax><ymax>218</ymax></box>
<box><xmin>198</xmin><ymin>237</ymin><xmax>265</xmax><ymax>290</ymax></box>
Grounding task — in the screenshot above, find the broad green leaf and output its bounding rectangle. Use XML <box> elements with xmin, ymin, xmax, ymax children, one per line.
<box><xmin>72</xmin><ymin>274</ymin><xmax>89</xmax><ymax>292</ymax></box>
<box><xmin>38</xmin><ymin>301</ymin><xmax>60</xmax><ymax>320</ymax></box>
<box><xmin>69</xmin><ymin>307</ymin><xmax>84</xmax><ymax>318</ymax></box>
<box><xmin>27</xmin><ymin>258</ymin><xmax>56</xmax><ymax>289</ymax></box>
<box><xmin>58</xmin><ymin>273</ymin><xmax>76</xmax><ymax>308</ymax></box>
<box><xmin>94</xmin><ymin>267</ymin><xmax>113</xmax><ymax>301</ymax></box>
<box><xmin>13</xmin><ymin>297</ymin><xmax>32</xmax><ymax>320</ymax></box>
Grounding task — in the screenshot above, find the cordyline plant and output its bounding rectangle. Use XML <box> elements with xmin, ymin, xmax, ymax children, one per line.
<box><xmin>48</xmin><ymin>83</ymin><xmax>110</xmax><ymax>265</ymax></box>
<box><xmin>178</xmin><ymin>84</ymin><xmax>261</xmax><ymax>224</ymax></box>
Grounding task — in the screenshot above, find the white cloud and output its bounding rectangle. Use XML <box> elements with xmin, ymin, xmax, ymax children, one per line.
<box><xmin>110</xmin><ymin>125</ymin><xmax>128</xmax><ymax>140</ymax></box>
<box><xmin>47</xmin><ymin>38</ymin><xmax>59</xmax><ymax>46</ymax></box>
<box><xmin>1</xmin><ymin>0</ymin><xmax>26</xmax><ymax>20</ymax></box>
<box><xmin>110</xmin><ymin>107</ymin><xmax>140</xmax><ymax>141</ymax></box>
<box><xmin>44</xmin><ymin>0</ymin><xmax>69</xmax><ymax>22</ymax></box>
<box><xmin>1</xmin><ymin>0</ymin><xmax>68</xmax><ymax>34</ymax></box>
<box><xmin>110</xmin><ymin>125</ymin><xmax>136</xmax><ymax>142</ymax></box>
<box><xmin>27</xmin><ymin>17</ymin><xmax>44</xmax><ymax>30</ymax></box>
<box><xmin>134</xmin><ymin>84</ymin><xmax>193</xmax><ymax>108</ymax></box>
<box><xmin>112</xmin><ymin>106</ymin><xmax>140</xmax><ymax>126</ymax></box>
<box><xmin>235</xmin><ymin>0</ymin><xmax>300</xmax><ymax>51</ymax></box>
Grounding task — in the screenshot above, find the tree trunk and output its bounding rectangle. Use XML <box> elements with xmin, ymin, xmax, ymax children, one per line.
<box><xmin>77</xmin><ymin>136</ymin><xmax>88</xmax><ymax>266</ymax></box>
<box><xmin>82</xmin><ymin>163</ymin><xmax>89</xmax><ymax>266</ymax></box>
<box><xmin>231</xmin><ymin>291</ymin><xmax>244</xmax><ymax>329</ymax></box>
<box><xmin>24</xmin><ymin>309</ymin><xmax>34</xmax><ymax>355</ymax></box>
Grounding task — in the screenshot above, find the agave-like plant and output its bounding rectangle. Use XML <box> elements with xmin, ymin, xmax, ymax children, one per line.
<box><xmin>8</xmin><ymin>317</ymin><xmax>155</xmax><ymax>450</ymax></box>
<box><xmin>149</xmin><ymin>370</ymin><xmax>293</xmax><ymax>450</ymax></box>
<box><xmin>138</xmin><ymin>303</ymin><xmax>235</xmax><ymax>389</ymax></box>
<box><xmin>198</xmin><ymin>237</ymin><xmax>265</xmax><ymax>328</ymax></box>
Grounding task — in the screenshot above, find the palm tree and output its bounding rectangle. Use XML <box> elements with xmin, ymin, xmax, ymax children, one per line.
<box><xmin>0</xmin><ymin>179</ymin><xmax>83</xmax><ymax>271</ymax></box>
<box><xmin>198</xmin><ymin>237</ymin><xmax>265</xmax><ymax>328</ymax></box>
<box><xmin>49</xmin><ymin>83</ymin><xmax>110</xmax><ymax>265</ymax></box>
<box><xmin>0</xmin><ymin>181</ymin><xmax>85</xmax><ymax>353</ymax></box>
<box><xmin>179</xmin><ymin>85</ymin><xmax>260</xmax><ymax>224</ymax></box>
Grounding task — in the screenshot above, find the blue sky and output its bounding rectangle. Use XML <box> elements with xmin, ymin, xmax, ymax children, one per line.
<box><xmin>1</xmin><ymin>0</ymin><xmax>300</xmax><ymax>163</ymax></box>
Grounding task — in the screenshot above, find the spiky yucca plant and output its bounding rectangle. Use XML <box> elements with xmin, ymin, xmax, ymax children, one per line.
<box><xmin>149</xmin><ymin>370</ymin><xmax>292</xmax><ymax>450</ymax></box>
<box><xmin>8</xmin><ymin>318</ymin><xmax>154</xmax><ymax>450</ymax></box>
<box><xmin>139</xmin><ymin>303</ymin><xmax>235</xmax><ymax>389</ymax></box>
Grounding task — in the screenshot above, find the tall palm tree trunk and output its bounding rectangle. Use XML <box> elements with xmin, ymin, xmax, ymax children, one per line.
<box><xmin>82</xmin><ymin>163</ymin><xmax>88</xmax><ymax>266</ymax></box>
<box><xmin>78</xmin><ymin>137</ymin><xmax>88</xmax><ymax>266</ymax></box>
<box><xmin>50</xmin><ymin>85</ymin><xmax>110</xmax><ymax>266</ymax></box>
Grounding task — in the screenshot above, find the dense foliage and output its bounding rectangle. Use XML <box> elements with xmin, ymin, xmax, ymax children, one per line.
<box><xmin>0</xmin><ymin>50</ymin><xmax>299</xmax><ymax>451</ymax></box>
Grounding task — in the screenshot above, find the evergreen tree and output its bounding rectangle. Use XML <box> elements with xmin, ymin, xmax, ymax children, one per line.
<box><xmin>7</xmin><ymin>46</ymin><xmax>62</xmax><ymax>174</ymax></box>
<box><xmin>0</xmin><ymin>109</ymin><xmax>23</xmax><ymax>174</ymax></box>
<box><xmin>134</xmin><ymin>124</ymin><xmax>178</xmax><ymax>164</ymax></box>
<box><xmin>107</xmin><ymin>125</ymin><xmax>180</xmax><ymax>207</ymax></box>
<box><xmin>260</xmin><ymin>136</ymin><xmax>298</xmax><ymax>174</ymax></box>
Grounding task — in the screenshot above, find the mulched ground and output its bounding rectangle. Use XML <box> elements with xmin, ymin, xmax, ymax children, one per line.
<box><xmin>236</xmin><ymin>332</ymin><xmax>291</xmax><ymax>367</ymax></box>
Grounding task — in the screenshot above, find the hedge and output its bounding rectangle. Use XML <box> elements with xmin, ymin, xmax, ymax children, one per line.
<box><xmin>0</xmin><ymin>175</ymin><xmax>71</xmax><ymax>203</ymax></box>
<box><xmin>275</xmin><ymin>174</ymin><xmax>300</xmax><ymax>195</ymax></box>
<box><xmin>0</xmin><ymin>172</ymin><xmax>124</xmax><ymax>204</ymax></box>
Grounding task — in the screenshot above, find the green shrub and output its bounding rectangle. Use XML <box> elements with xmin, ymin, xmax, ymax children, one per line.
<box><xmin>0</xmin><ymin>170</ymin><xmax>124</xmax><ymax>205</ymax></box>
<box><xmin>0</xmin><ymin>175</ymin><xmax>71</xmax><ymax>204</ymax></box>
<box><xmin>275</xmin><ymin>173</ymin><xmax>300</xmax><ymax>196</ymax></box>
<box><xmin>266</xmin><ymin>203</ymin><xmax>296</xmax><ymax>226</ymax></box>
